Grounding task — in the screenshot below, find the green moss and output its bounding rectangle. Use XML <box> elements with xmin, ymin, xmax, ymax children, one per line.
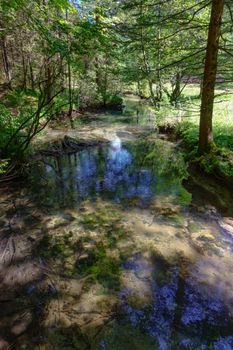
<box><xmin>80</xmin><ymin>208</ymin><xmax>126</xmax><ymax>248</ymax></box>
<box><xmin>36</xmin><ymin>206</ymin><xmax>127</xmax><ymax>289</ymax></box>
<box><xmin>36</xmin><ymin>230</ymin><xmax>81</xmax><ymax>277</ymax></box>
<box><xmin>75</xmin><ymin>243</ymin><xmax>121</xmax><ymax>290</ymax></box>
<box><xmin>175</xmin><ymin>122</ymin><xmax>233</xmax><ymax>180</ymax></box>
<box><xmin>74</xmin><ymin>206</ymin><xmax>130</xmax><ymax>289</ymax></box>
<box><xmin>44</xmin><ymin>324</ymin><xmax>90</xmax><ymax>350</ymax></box>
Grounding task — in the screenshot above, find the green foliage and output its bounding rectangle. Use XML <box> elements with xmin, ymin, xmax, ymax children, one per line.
<box><xmin>0</xmin><ymin>0</ymin><xmax>232</xmax><ymax>174</ymax></box>
<box><xmin>0</xmin><ymin>87</ymin><xmax>65</xmax><ymax>161</ymax></box>
<box><xmin>137</xmin><ymin>138</ymin><xmax>188</xmax><ymax>180</ymax></box>
<box><xmin>106</xmin><ymin>94</ymin><xmax>123</xmax><ymax>107</ymax></box>
<box><xmin>87</xmin><ymin>244</ymin><xmax>120</xmax><ymax>289</ymax></box>
<box><xmin>175</xmin><ymin>118</ymin><xmax>233</xmax><ymax>178</ymax></box>
<box><xmin>43</xmin><ymin>324</ymin><xmax>89</xmax><ymax>350</ymax></box>
<box><xmin>175</xmin><ymin>122</ymin><xmax>199</xmax><ymax>148</ymax></box>
<box><xmin>198</xmin><ymin>153</ymin><xmax>219</xmax><ymax>173</ymax></box>
<box><xmin>36</xmin><ymin>206</ymin><xmax>125</xmax><ymax>290</ymax></box>
<box><xmin>0</xmin><ymin>102</ymin><xmax>30</xmax><ymax>158</ymax></box>
<box><xmin>0</xmin><ymin>159</ymin><xmax>9</xmax><ymax>175</ymax></box>
<box><xmin>37</xmin><ymin>230</ymin><xmax>75</xmax><ymax>260</ymax></box>
<box><xmin>74</xmin><ymin>242</ymin><xmax>121</xmax><ymax>290</ymax></box>
<box><xmin>198</xmin><ymin>151</ymin><xmax>233</xmax><ymax>177</ymax></box>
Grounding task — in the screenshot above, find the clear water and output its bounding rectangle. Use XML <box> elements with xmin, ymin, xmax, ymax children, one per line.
<box><xmin>0</xmin><ymin>98</ymin><xmax>233</xmax><ymax>349</ymax></box>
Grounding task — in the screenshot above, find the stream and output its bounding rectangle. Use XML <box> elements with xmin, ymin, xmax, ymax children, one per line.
<box><xmin>0</xmin><ymin>97</ymin><xmax>233</xmax><ymax>349</ymax></box>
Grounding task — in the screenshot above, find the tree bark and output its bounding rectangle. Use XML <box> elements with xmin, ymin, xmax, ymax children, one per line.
<box><xmin>139</xmin><ymin>1</ymin><xmax>158</xmax><ymax>108</ymax></box>
<box><xmin>66</xmin><ymin>10</ymin><xmax>74</xmax><ymax>128</ymax></box>
<box><xmin>1</xmin><ymin>37</ymin><xmax>12</xmax><ymax>88</ymax></box>
<box><xmin>156</xmin><ymin>4</ymin><xmax>162</xmax><ymax>106</ymax></box>
<box><xmin>67</xmin><ymin>57</ymin><xmax>74</xmax><ymax>121</ymax></box>
<box><xmin>29</xmin><ymin>57</ymin><xmax>34</xmax><ymax>90</ymax></box>
<box><xmin>171</xmin><ymin>72</ymin><xmax>181</xmax><ymax>106</ymax></box>
<box><xmin>21</xmin><ymin>43</ymin><xmax>27</xmax><ymax>91</ymax></box>
<box><xmin>198</xmin><ymin>0</ymin><xmax>224</xmax><ymax>154</ymax></box>
<box><xmin>45</xmin><ymin>59</ymin><xmax>53</xmax><ymax>102</ymax></box>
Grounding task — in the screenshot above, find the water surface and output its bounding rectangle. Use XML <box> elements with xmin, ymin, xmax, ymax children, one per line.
<box><xmin>0</xmin><ymin>99</ymin><xmax>233</xmax><ymax>349</ymax></box>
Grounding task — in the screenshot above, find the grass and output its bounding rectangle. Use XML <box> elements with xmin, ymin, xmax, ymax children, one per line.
<box><xmin>173</xmin><ymin>84</ymin><xmax>233</xmax><ymax>150</ymax></box>
<box><xmin>161</xmin><ymin>83</ymin><xmax>233</xmax><ymax>178</ymax></box>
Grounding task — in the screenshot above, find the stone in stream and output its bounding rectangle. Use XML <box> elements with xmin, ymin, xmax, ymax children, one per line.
<box><xmin>197</xmin><ymin>233</ymin><xmax>215</xmax><ymax>242</ymax></box>
<box><xmin>213</xmin><ymin>336</ymin><xmax>233</xmax><ymax>350</ymax></box>
<box><xmin>116</xmin><ymin>131</ymin><xmax>135</xmax><ymax>140</ymax></box>
<box><xmin>11</xmin><ymin>312</ymin><xmax>32</xmax><ymax>336</ymax></box>
<box><xmin>218</xmin><ymin>218</ymin><xmax>233</xmax><ymax>236</ymax></box>
<box><xmin>0</xmin><ymin>339</ymin><xmax>10</xmax><ymax>349</ymax></box>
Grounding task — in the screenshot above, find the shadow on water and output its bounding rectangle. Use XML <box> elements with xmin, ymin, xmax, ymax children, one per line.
<box><xmin>0</xmin><ymin>109</ymin><xmax>233</xmax><ymax>349</ymax></box>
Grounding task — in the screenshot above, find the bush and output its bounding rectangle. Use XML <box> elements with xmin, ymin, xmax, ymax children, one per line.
<box><xmin>106</xmin><ymin>94</ymin><xmax>123</xmax><ymax>107</ymax></box>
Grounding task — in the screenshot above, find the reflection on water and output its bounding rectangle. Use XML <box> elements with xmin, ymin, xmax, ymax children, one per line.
<box><xmin>30</xmin><ymin>136</ymin><xmax>190</xmax><ymax>210</ymax></box>
<box><xmin>95</xmin><ymin>250</ymin><xmax>233</xmax><ymax>350</ymax></box>
<box><xmin>1</xmin><ymin>104</ymin><xmax>233</xmax><ymax>349</ymax></box>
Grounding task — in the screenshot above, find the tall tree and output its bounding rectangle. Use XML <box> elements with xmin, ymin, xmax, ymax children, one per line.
<box><xmin>199</xmin><ymin>0</ymin><xmax>225</xmax><ymax>153</ymax></box>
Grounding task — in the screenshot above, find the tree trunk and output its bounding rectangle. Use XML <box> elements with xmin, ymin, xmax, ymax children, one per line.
<box><xmin>1</xmin><ymin>37</ymin><xmax>12</xmax><ymax>88</ymax></box>
<box><xmin>67</xmin><ymin>57</ymin><xmax>74</xmax><ymax>127</ymax></box>
<box><xmin>45</xmin><ymin>60</ymin><xmax>52</xmax><ymax>102</ymax></box>
<box><xmin>139</xmin><ymin>1</ymin><xmax>158</xmax><ymax>108</ymax></box>
<box><xmin>21</xmin><ymin>46</ymin><xmax>27</xmax><ymax>91</ymax></box>
<box><xmin>198</xmin><ymin>0</ymin><xmax>224</xmax><ymax>154</ymax></box>
<box><xmin>137</xmin><ymin>80</ymin><xmax>142</xmax><ymax>97</ymax></box>
<box><xmin>148</xmin><ymin>80</ymin><xmax>157</xmax><ymax>107</ymax></box>
<box><xmin>171</xmin><ymin>72</ymin><xmax>181</xmax><ymax>106</ymax></box>
<box><xmin>29</xmin><ymin>57</ymin><xmax>35</xmax><ymax>90</ymax></box>
<box><xmin>59</xmin><ymin>54</ymin><xmax>65</xmax><ymax>92</ymax></box>
<box><xmin>156</xmin><ymin>4</ymin><xmax>162</xmax><ymax>106</ymax></box>
<box><xmin>66</xmin><ymin>10</ymin><xmax>74</xmax><ymax>128</ymax></box>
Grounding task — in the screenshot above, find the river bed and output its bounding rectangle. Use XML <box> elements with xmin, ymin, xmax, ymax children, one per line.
<box><xmin>0</xmin><ymin>98</ymin><xmax>233</xmax><ymax>349</ymax></box>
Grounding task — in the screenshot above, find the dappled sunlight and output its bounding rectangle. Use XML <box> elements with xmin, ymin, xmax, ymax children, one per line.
<box><xmin>1</xmin><ymin>106</ymin><xmax>233</xmax><ymax>349</ymax></box>
<box><xmin>189</xmin><ymin>256</ymin><xmax>233</xmax><ymax>313</ymax></box>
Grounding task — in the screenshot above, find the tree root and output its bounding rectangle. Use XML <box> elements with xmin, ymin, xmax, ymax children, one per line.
<box><xmin>0</xmin><ymin>163</ymin><xmax>23</xmax><ymax>183</ymax></box>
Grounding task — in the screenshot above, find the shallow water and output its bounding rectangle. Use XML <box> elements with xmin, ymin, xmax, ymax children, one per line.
<box><xmin>0</xmin><ymin>98</ymin><xmax>233</xmax><ymax>349</ymax></box>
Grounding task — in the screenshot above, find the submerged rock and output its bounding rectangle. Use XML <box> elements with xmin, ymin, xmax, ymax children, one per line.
<box><xmin>218</xmin><ymin>219</ymin><xmax>233</xmax><ymax>236</ymax></box>
<box><xmin>197</xmin><ymin>233</ymin><xmax>215</xmax><ymax>242</ymax></box>
<box><xmin>0</xmin><ymin>339</ymin><xmax>10</xmax><ymax>350</ymax></box>
<box><xmin>213</xmin><ymin>336</ymin><xmax>233</xmax><ymax>350</ymax></box>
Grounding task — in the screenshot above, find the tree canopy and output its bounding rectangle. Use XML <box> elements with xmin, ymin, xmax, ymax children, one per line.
<box><xmin>0</xmin><ymin>0</ymin><xmax>232</xmax><ymax>162</ymax></box>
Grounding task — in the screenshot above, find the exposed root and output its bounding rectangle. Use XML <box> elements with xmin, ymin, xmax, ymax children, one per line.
<box><xmin>0</xmin><ymin>163</ymin><xmax>23</xmax><ymax>183</ymax></box>
<box><xmin>0</xmin><ymin>236</ymin><xmax>16</xmax><ymax>265</ymax></box>
<box><xmin>39</xmin><ymin>135</ymin><xmax>108</xmax><ymax>157</ymax></box>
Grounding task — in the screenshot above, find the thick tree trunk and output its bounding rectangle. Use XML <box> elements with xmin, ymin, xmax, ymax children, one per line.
<box><xmin>198</xmin><ymin>0</ymin><xmax>224</xmax><ymax>154</ymax></box>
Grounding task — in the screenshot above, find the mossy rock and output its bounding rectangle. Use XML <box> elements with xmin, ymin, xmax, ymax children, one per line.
<box><xmin>45</xmin><ymin>324</ymin><xmax>89</xmax><ymax>350</ymax></box>
<box><xmin>188</xmin><ymin>221</ymin><xmax>203</xmax><ymax>234</ymax></box>
<box><xmin>197</xmin><ymin>233</ymin><xmax>215</xmax><ymax>242</ymax></box>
